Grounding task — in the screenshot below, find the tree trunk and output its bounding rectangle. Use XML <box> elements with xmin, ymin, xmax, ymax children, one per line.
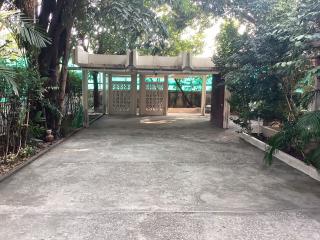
<box><xmin>38</xmin><ymin>0</ymin><xmax>56</xmax><ymax>30</ymax></box>
<box><xmin>57</xmin><ymin>20</ymin><xmax>74</xmax><ymax>134</ymax></box>
<box><xmin>92</xmin><ymin>71</ymin><xmax>100</xmax><ymax>111</ymax></box>
<box><xmin>13</xmin><ymin>0</ymin><xmax>39</xmax><ymax>67</ymax></box>
<box><xmin>0</xmin><ymin>0</ymin><xmax>5</xmax><ymax>9</ymax></box>
<box><xmin>174</xmin><ymin>79</ymin><xmax>193</xmax><ymax>107</ymax></box>
<box><xmin>14</xmin><ymin>0</ymin><xmax>37</xmax><ymax>19</ymax></box>
<box><xmin>37</xmin><ymin>0</ymin><xmax>78</xmax><ymax>132</ymax></box>
<box><xmin>13</xmin><ymin>0</ymin><xmax>81</xmax><ymax>133</ymax></box>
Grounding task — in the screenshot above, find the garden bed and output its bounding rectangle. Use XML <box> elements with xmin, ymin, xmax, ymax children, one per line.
<box><xmin>251</xmin><ymin>133</ymin><xmax>304</xmax><ymax>161</ymax></box>
<box><xmin>0</xmin><ymin>114</ymin><xmax>103</xmax><ymax>181</ymax></box>
<box><xmin>0</xmin><ymin>128</ymin><xmax>81</xmax><ymax>181</ymax></box>
<box><xmin>240</xmin><ymin>132</ymin><xmax>320</xmax><ymax>182</ymax></box>
<box><xmin>1</xmin><ymin>142</ymin><xmax>44</xmax><ymax>173</ymax></box>
<box><xmin>0</xmin><ymin>140</ymin><xmax>63</xmax><ymax>181</ymax></box>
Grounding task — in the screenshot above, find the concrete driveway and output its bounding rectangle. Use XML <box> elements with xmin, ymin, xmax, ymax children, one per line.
<box><xmin>0</xmin><ymin>114</ymin><xmax>320</xmax><ymax>240</ymax></box>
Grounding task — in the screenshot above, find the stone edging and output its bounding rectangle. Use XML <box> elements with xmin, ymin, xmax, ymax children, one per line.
<box><xmin>239</xmin><ymin>132</ymin><xmax>320</xmax><ymax>182</ymax></box>
<box><xmin>0</xmin><ymin>114</ymin><xmax>105</xmax><ymax>183</ymax></box>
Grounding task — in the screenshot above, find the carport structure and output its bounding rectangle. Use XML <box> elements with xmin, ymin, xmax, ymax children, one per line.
<box><xmin>73</xmin><ymin>47</ymin><xmax>230</xmax><ymax>128</ymax></box>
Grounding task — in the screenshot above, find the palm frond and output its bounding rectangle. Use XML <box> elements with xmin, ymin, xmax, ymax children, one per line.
<box><xmin>0</xmin><ymin>66</ymin><xmax>18</xmax><ymax>95</ymax></box>
<box><xmin>305</xmin><ymin>147</ymin><xmax>320</xmax><ymax>170</ymax></box>
<box><xmin>0</xmin><ymin>11</ymin><xmax>51</xmax><ymax>48</ymax></box>
<box><xmin>265</xmin><ymin>111</ymin><xmax>320</xmax><ymax>169</ymax></box>
<box><xmin>16</xmin><ymin>15</ymin><xmax>51</xmax><ymax>48</ymax></box>
<box><xmin>300</xmin><ymin>89</ymin><xmax>320</xmax><ymax>109</ymax></box>
<box><xmin>265</xmin><ymin>124</ymin><xmax>297</xmax><ymax>165</ymax></box>
<box><xmin>296</xmin><ymin>111</ymin><xmax>320</xmax><ymax>143</ymax></box>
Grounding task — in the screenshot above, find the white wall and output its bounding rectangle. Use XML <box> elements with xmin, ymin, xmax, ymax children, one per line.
<box><xmin>74</xmin><ymin>47</ymin><xmax>89</xmax><ymax>65</ymax></box>
<box><xmin>192</xmin><ymin>57</ymin><xmax>215</xmax><ymax>68</ymax></box>
<box><xmin>88</xmin><ymin>54</ymin><xmax>127</xmax><ymax>66</ymax></box>
<box><xmin>137</xmin><ymin>56</ymin><xmax>182</xmax><ymax>67</ymax></box>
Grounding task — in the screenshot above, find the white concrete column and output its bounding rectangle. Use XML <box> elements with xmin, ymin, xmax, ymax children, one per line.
<box><xmin>201</xmin><ymin>75</ymin><xmax>207</xmax><ymax>116</ymax></box>
<box><xmin>139</xmin><ymin>74</ymin><xmax>146</xmax><ymax>116</ymax></box>
<box><xmin>82</xmin><ymin>70</ymin><xmax>89</xmax><ymax>128</ymax></box>
<box><xmin>102</xmin><ymin>73</ymin><xmax>107</xmax><ymax>114</ymax></box>
<box><xmin>108</xmin><ymin>73</ymin><xmax>113</xmax><ymax>115</ymax></box>
<box><xmin>131</xmin><ymin>73</ymin><xmax>138</xmax><ymax>115</ymax></box>
<box><xmin>189</xmin><ymin>53</ymin><xmax>193</xmax><ymax>69</ymax></box>
<box><xmin>164</xmin><ymin>75</ymin><xmax>169</xmax><ymax>116</ymax></box>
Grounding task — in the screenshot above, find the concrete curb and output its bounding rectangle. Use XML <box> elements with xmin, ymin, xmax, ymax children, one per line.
<box><xmin>239</xmin><ymin>132</ymin><xmax>320</xmax><ymax>182</ymax></box>
<box><xmin>0</xmin><ymin>114</ymin><xmax>105</xmax><ymax>183</ymax></box>
<box><xmin>89</xmin><ymin>114</ymin><xmax>104</xmax><ymax>124</ymax></box>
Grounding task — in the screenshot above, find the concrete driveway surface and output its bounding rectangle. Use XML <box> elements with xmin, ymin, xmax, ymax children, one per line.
<box><xmin>0</xmin><ymin>114</ymin><xmax>320</xmax><ymax>240</ymax></box>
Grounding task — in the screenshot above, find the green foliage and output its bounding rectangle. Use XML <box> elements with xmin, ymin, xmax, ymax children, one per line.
<box><xmin>214</xmin><ymin>0</ymin><xmax>320</xmax><ymax>167</ymax></box>
<box><xmin>0</xmin><ymin>11</ymin><xmax>50</xmax><ymax>95</ymax></box>
<box><xmin>67</xmin><ymin>71</ymin><xmax>82</xmax><ymax>93</ymax></box>
<box><xmin>194</xmin><ymin>0</ymin><xmax>273</xmax><ymax>24</ymax></box>
<box><xmin>215</xmin><ymin>19</ymin><xmax>287</xmax><ymax>130</ymax></box>
<box><xmin>214</xmin><ymin>20</ymin><xmax>241</xmax><ymax>71</ymax></box>
<box><xmin>75</xmin><ymin>0</ymin><xmax>167</xmax><ymax>54</ymax></box>
<box><xmin>0</xmin><ymin>11</ymin><xmax>51</xmax><ymax>49</ymax></box>
<box><xmin>0</xmin><ymin>66</ymin><xmax>18</xmax><ymax>95</ymax></box>
<box><xmin>265</xmin><ymin>111</ymin><xmax>320</xmax><ymax>169</ymax></box>
<box><xmin>72</xmin><ymin>105</ymin><xmax>84</xmax><ymax>129</ymax></box>
<box><xmin>142</xmin><ymin>2</ymin><xmax>209</xmax><ymax>56</ymax></box>
<box><xmin>18</xmin><ymin>146</ymin><xmax>36</xmax><ymax>159</ymax></box>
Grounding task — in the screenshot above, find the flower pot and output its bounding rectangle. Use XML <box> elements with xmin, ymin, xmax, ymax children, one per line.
<box><xmin>45</xmin><ymin>130</ymin><xmax>54</xmax><ymax>142</ymax></box>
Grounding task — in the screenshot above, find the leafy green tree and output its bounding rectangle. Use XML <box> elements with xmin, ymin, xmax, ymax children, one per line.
<box><xmin>193</xmin><ymin>0</ymin><xmax>273</xmax><ymax>24</ymax></box>
<box><xmin>142</xmin><ymin>1</ymin><xmax>209</xmax><ymax>56</ymax></box>
<box><xmin>75</xmin><ymin>0</ymin><xmax>168</xmax><ymax>109</ymax></box>
<box><xmin>0</xmin><ymin>11</ymin><xmax>50</xmax><ymax>94</ymax></box>
<box><xmin>214</xmin><ymin>0</ymin><xmax>320</xmax><ymax>168</ymax></box>
<box><xmin>142</xmin><ymin>1</ymin><xmax>210</xmax><ymax>105</ymax></box>
<box><xmin>76</xmin><ymin>0</ymin><xmax>167</xmax><ymax>54</ymax></box>
<box><xmin>214</xmin><ymin>19</ymin><xmax>286</xmax><ymax>129</ymax></box>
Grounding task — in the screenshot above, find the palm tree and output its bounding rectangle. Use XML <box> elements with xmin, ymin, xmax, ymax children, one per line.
<box><xmin>0</xmin><ymin>10</ymin><xmax>50</xmax><ymax>94</ymax></box>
